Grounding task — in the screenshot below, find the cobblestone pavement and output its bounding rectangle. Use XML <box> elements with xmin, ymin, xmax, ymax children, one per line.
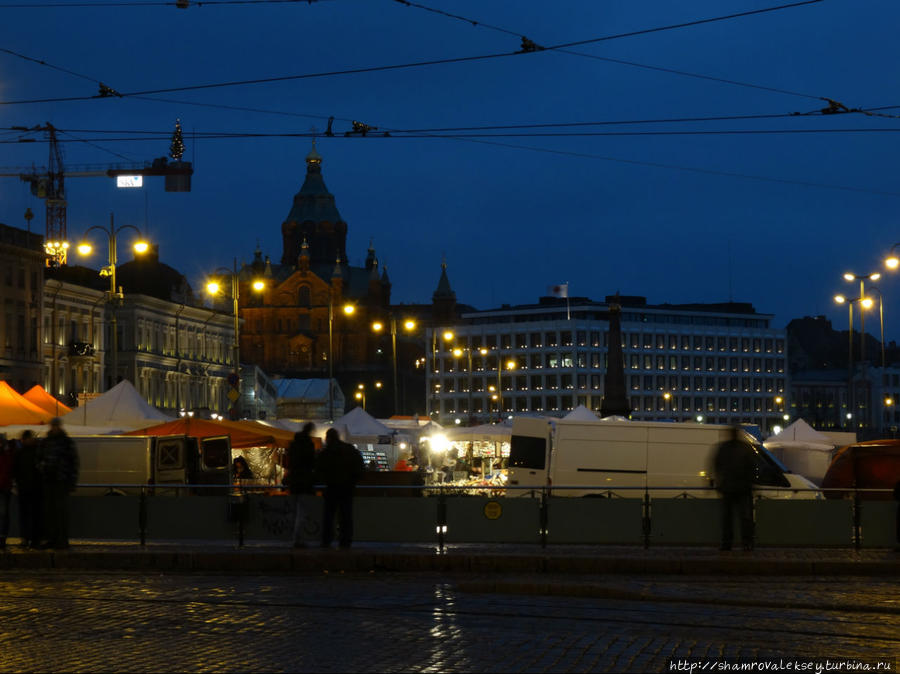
<box><xmin>0</xmin><ymin>572</ymin><xmax>897</xmax><ymax>673</ymax></box>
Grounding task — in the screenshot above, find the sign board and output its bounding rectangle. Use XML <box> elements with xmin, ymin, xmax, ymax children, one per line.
<box><xmin>483</xmin><ymin>501</ymin><xmax>502</xmax><ymax>520</ymax></box>
<box><xmin>227</xmin><ymin>388</ymin><xmax>240</xmax><ymax>403</ymax></box>
<box><xmin>77</xmin><ymin>392</ymin><xmax>102</xmax><ymax>405</ymax></box>
<box><xmin>227</xmin><ymin>372</ymin><xmax>240</xmax><ymax>387</ymax></box>
<box><xmin>116</xmin><ymin>175</ymin><xmax>143</xmax><ymax>188</ymax></box>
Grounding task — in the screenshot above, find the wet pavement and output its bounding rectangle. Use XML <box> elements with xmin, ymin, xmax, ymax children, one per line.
<box><xmin>0</xmin><ymin>571</ymin><xmax>896</xmax><ymax>672</ymax></box>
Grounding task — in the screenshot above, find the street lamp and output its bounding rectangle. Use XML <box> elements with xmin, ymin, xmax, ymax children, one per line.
<box><xmin>76</xmin><ymin>213</ymin><xmax>149</xmax><ymax>390</ymax></box>
<box><xmin>328</xmin><ymin>296</ymin><xmax>355</xmax><ymax>421</ymax></box>
<box><xmin>834</xmin><ymin>291</ymin><xmax>876</xmax><ymax>430</ymax></box>
<box><xmin>427</xmin><ymin>328</ymin><xmax>457</xmax><ymax>419</ymax></box>
<box><xmin>492</xmin><ymin>351</ymin><xmax>517</xmax><ymax>422</ymax></box>
<box><xmin>206</xmin><ymin>259</ymin><xmax>245</xmax><ymax>419</ymax></box>
<box><xmin>662</xmin><ymin>391</ymin><xmax>672</xmax><ymax>418</ymax></box>
<box><xmin>372</xmin><ymin>316</ymin><xmax>417</xmax><ymax>415</ymax></box>
<box><xmin>452</xmin><ymin>346</ymin><xmax>489</xmax><ymax>422</ymax></box>
<box><xmin>355</xmin><ymin>383</ymin><xmax>366</xmax><ymax>410</ymax></box>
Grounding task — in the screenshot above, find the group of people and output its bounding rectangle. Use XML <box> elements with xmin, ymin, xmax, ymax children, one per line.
<box><xmin>0</xmin><ymin>418</ymin><xmax>80</xmax><ymax>550</ymax></box>
<box><xmin>284</xmin><ymin>424</ymin><xmax>364</xmax><ymax>549</ymax></box>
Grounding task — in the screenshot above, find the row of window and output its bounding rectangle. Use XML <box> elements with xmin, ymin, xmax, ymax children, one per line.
<box><xmin>433</xmin><ymin>374</ymin><xmax>785</xmax><ymax>395</ymax></box>
<box><xmin>449</xmin><ymin>331</ymin><xmax>785</xmax><ymax>353</ymax></box>
<box><xmin>436</xmin><ymin>394</ymin><xmax>786</xmax><ymax>416</ymax></box>
<box><xmin>435</xmin><ymin>353</ymin><xmax>785</xmax><ymax>375</ymax></box>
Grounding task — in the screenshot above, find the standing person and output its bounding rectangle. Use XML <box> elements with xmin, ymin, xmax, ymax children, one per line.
<box><xmin>38</xmin><ymin>418</ymin><xmax>79</xmax><ymax>550</ymax></box>
<box><xmin>0</xmin><ymin>434</ymin><xmax>13</xmax><ymax>549</ymax></box>
<box><xmin>13</xmin><ymin>431</ymin><xmax>42</xmax><ymax>548</ymax></box>
<box><xmin>316</xmin><ymin>428</ymin><xmax>364</xmax><ymax>549</ymax></box>
<box><xmin>285</xmin><ymin>423</ymin><xmax>316</xmax><ymax>549</ymax></box>
<box><xmin>712</xmin><ymin>426</ymin><xmax>757</xmax><ymax>552</ymax></box>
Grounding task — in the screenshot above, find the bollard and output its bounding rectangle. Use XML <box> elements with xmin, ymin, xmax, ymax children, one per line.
<box><xmin>139</xmin><ymin>486</ymin><xmax>148</xmax><ymax>546</ymax></box>
<box><xmin>539</xmin><ymin>488</ymin><xmax>549</xmax><ymax>549</ymax></box>
<box><xmin>641</xmin><ymin>487</ymin><xmax>651</xmax><ymax>549</ymax></box>
<box><xmin>436</xmin><ymin>486</ymin><xmax>447</xmax><ymax>553</ymax></box>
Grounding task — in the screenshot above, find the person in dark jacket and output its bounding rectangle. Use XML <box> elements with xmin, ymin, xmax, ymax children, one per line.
<box><xmin>712</xmin><ymin>426</ymin><xmax>757</xmax><ymax>551</ymax></box>
<box><xmin>13</xmin><ymin>430</ymin><xmax>42</xmax><ymax>548</ymax></box>
<box><xmin>38</xmin><ymin>418</ymin><xmax>79</xmax><ymax>550</ymax></box>
<box><xmin>0</xmin><ymin>434</ymin><xmax>13</xmax><ymax>548</ymax></box>
<box><xmin>286</xmin><ymin>423</ymin><xmax>316</xmax><ymax>548</ymax></box>
<box><xmin>316</xmin><ymin>428</ymin><xmax>364</xmax><ymax>549</ymax></box>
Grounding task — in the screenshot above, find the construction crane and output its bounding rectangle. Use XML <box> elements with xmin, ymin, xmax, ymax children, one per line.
<box><xmin>0</xmin><ymin>121</ymin><xmax>193</xmax><ymax>264</ymax></box>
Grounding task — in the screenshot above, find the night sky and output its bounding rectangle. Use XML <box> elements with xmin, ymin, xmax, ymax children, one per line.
<box><xmin>1</xmin><ymin>0</ymin><xmax>899</xmax><ymax>340</ymax></box>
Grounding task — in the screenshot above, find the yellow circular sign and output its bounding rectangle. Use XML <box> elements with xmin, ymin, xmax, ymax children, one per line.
<box><xmin>483</xmin><ymin>501</ymin><xmax>502</xmax><ymax>520</ymax></box>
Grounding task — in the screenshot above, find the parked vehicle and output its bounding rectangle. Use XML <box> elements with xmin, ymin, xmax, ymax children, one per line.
<box><xmin>508</xmin><ymin>417</ymin><xmax>820</xmax><ymax>498</ymax></box>
<box><xmin>74</xmin><ymin>434</ymin><xmax>232</xmax><ymax>495</ymax></box>
<box><xmin>821</xmin><ymin>439</ymin><xmax>900</xmax><ymax>500</ymax></box>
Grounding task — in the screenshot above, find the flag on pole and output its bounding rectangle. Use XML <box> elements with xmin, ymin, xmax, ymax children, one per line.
<box><xmin>548</xmin><ymin>283</ymin><xmax>569</xmax><ymax>298</ymax></box>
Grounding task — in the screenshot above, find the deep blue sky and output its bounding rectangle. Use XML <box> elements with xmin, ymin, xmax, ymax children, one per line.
<box><xmin>1</xmin><ymin>0</ymin><xmax>899</xmax><ymax>340</ymax></box>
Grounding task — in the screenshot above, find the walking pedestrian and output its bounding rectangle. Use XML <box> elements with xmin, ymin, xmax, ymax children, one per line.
<box><xmin>285</xmin><ymin>423</ymin><xmax>316</xmax><ymax>548</ymax></box>
<box><xmin>13</xmin><ymin>430</ymin><xmax>42</xmax><ymax>548</ymax></box>
<box><xmin>38</xmin><ymin>418</ymin><xmax>79</xmax><ymax>550</ymax></box>
<box><xmin>0</xmin><ymin>434</ymin><xmax>13</xmax><ymax>549</ymax></box>
<box><xmin>316</xmin><ymin>428</ymin><xmax>364</xmax><ymax>549</ymax></box>
<box><xmin>712</xmin><ymin>426</ymin><xmax>757</xmax><ymax>551</ymax></box>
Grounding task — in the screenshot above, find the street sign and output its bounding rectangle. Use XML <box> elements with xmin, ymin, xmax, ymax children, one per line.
<box><xmin>227</xmin><ymin>372</ymin><xmax>239</xmax><ymax>387</ymax></box>
<box><xmin>227</xmin><ymin>388</ymin><xmax>240</xmax><ymax>403</ymax></box>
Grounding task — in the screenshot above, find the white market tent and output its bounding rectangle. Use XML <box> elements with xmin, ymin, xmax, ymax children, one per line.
<box><xmin>445</xmin><ymin>423</ymin><xmax>511</xmax><ymax>442</ymax></box>
<box><xmin>763</xmin><ymin>418</ymin><xmax>835</xmax><ymax>485</ymax></box>
<box><xmin>563</xmin><ymin>405</ymin><xmax>599</xmax><ymax>421</ymax></box>
<box><xmin>64</xmin><ymin>380</ymin><xmax>172</xmax><ymax>430</ymax></box>
<box><xmin>333</xmin><ymin>406</ymin><xmax>392</xmax><ymax>440</ymax></box>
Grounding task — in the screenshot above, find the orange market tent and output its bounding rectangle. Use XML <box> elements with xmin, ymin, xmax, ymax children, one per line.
<box><xmin>0</xmin><ymin>381</ymin><xmax>53</xmax><ymax>426</ymax></box>
<box><xmin>821</xmin><ymin>440</ymin><xmax>900</xmax><ymax>500</ymax></box>
<box><xmin>23</xmin><ymin>385</ymin><xmax>72</xmax><ymax>416</ymax></box>
<box><xmin>126</xmin><ymin>417</ymin><xmax>289</xmax><ymax>449</ymax></box>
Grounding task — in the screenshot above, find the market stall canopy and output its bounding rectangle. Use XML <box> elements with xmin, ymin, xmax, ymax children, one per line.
<box><xmin>0</xmin><ymin>381</ymin><xmax>54</xmax><ymax>426</ymax></box>
<box><xmin>445</xmin><ymin>423</ymin><xmax>511</xmax><ymax>442</ymax></box>
<box><xmin>333</xmin><ymin>406</ymin><xmax>392</xmax><ymax>439</ymax></box>
<box><xmin>126</xmin><ymin>417</ymin><xmax>287</xmax><ymax>449</ymax></box>
<box><xmin>65</xmin><ymin>380</ymin><xmax>172</xmax><ymax>429</ymax></box>
<box><xmin>563</xmin><ymin>405</ymin><xmax>599</xmax><ymax>421</ymax></box>
<box><xmin>821</xmin><ymin>440</ymin><xmax>900</xmax><ymax>500</ymax></box>
<box><xmin>23</xmin><ymin>385</ymin><xmax>72</xmax><ymax>416</ymax></box>
<box><xmin>764</xmin><ymin>419</ymin><xmax>834</xmax><ymax>451</ymax></box>
<box><xmin>764</xmin><ymin>419</ymin><xmax>835</xmax><ymax>485</ymax></box>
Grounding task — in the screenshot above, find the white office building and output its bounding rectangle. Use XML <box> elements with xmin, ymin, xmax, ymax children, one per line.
<box><xmin>426</xmin><ymin>295</ymin><xmax>788</xmax><ymax>431</ymax></box>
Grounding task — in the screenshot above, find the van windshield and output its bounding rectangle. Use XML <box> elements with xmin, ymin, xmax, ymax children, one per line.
<box><xmin>751</xmin><ymin>443</ymin><xmax>790</xmax><ymax>487</ymax></box>
<box><xmin>509</xmin><ymin>435</ymin><xmax>547</xmax><ymax>470</ymax></box>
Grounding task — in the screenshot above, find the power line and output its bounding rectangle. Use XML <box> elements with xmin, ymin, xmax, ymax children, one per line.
<box><xmin>9</xmin><ymin>126</ymin><xmax>900</xmax><ymax>142</ymax></box>
<box><xmin>0</xmin><ymin>46</ymin><xmax>104</xmax><ymax>84</ymax></box>
<box><xmin>391</xmin><ymin>0</ymin><xmax>826</xmax><ymax>101</ymax></box>
<box><xmin>0</xmin><ymin>0</ymin><xmax>328</xmax><ymax>6</ymax></box>
<box><xmin>0</xmin><ymin>0</ymin><xmax>827</xmax><ymax>105</ymax></box>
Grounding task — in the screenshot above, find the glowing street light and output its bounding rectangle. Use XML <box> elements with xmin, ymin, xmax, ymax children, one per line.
<box><xmin>76</xmin><ymin>213</ymin><xmax>149</xmax><ymax>390</ymax></box>
<box><xmin>372</xmin><ymin>315</ymin><xmax>416</xmax><ymax>414</ymax></box>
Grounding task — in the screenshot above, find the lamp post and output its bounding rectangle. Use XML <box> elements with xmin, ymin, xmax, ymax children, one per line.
<box><xmin>76</xmin><ymin>213</ymin><xmax>149</xmax><ymax>391</ymax></box>
<box><xmin>206</xmin><ymin>260</ymin><xmax>265</xmax><ymax>419</ymax></box>
<box><xmin>355</xmin><ymin>383</ymin><xmax>366</xmax><ymax>410</ymax></box>
<box><xmin>494</xmin><ymin>351</ymin><xmax>517</xmax><ymax>422</ymax></box>
<box><xmin>373</xmin><ymin>316</ymin><xmax>416</xmax><ymax>416</ymax></box>
<box><xmin>328</xmin><ymin>295</ymin><xmax>355</xmax><ymax>421</ymax></box>
<box><xmin>427</xmin><ymin>329</ymin><xmax>455</xmax><ymax>420</ymax></box>
<box><xmin>835</xmin><ymin>292</ymin><xmax>876</xmax><ymax>431</ymax></box>
<box><xmin>452</xmin><ymin>346</ymin><xmax>489</xmax><ymax>422</ymax></box>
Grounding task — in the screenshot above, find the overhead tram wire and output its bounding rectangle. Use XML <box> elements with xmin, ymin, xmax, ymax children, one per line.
<box><xmin>0</xmin><ymin>0</ymin><xmax>332</xmax><ymax>6</ymax></box>
<box><xmin>0</xmin><ymin>0</ymin><xmax>828</xmax><ymax>105</ymax></box>
<box><xmin>11</xmin><ymin>126</ymin><xmax>900</xmax><ymax>143</ymax></box>
<box><xmin>391</xmin><ymin>0</ymin><xmax>826</xmax><ymax>102</ymax></box>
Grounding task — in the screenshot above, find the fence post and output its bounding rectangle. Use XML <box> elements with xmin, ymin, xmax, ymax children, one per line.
<box><xmin>539</xmin><ymin>487</ymin><xmax>549</xmax><ymax>549</ymax></box>
<box><xmin>852</xmin><ymin>486</ymin><xmax>861</xmax><ymax>550</ymax></box>
<box><xmin>139</xmin><ymin>485</ymin><xmax>148</xmax><ymax>547</ymax></box>
<box><xmin>436</xmin><ymin>486</ymin><xmax>447</xmax><ymax>553</ymax></box>
<box><xmin>641</xmin><ymin>486</ymin><xmax>651</xmax><ymax>549</ymax></box>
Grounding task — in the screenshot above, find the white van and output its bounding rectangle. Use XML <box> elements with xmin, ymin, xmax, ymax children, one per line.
<box><xmin>507</xmin><ymin>417</ymin><xmax>820</xmax><ymax>499</ymax></box>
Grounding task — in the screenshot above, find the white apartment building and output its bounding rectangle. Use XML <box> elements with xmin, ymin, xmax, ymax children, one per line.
<box><xmin>426</xmin><ymin>295</ymin><xmax>788</xmax><ymax>431</ymax></box>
